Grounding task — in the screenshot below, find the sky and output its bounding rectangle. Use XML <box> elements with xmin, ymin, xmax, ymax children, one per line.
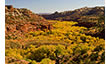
<box><xmin>5</xmin><ymin>0</ymin><xmax>105</xmax><ymax>13</ymax></box>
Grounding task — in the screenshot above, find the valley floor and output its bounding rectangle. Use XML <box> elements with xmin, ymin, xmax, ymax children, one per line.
<box><xmin>5</xmin><ymin>20</ymin><xmax>105</xmax><ymax>64</ymax></box>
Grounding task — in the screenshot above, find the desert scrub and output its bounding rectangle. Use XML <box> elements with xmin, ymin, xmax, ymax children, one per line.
<box><xmin>6</xmin><ymin>20</ymin><xmax>105</xmax><ymax>64</ymax></box>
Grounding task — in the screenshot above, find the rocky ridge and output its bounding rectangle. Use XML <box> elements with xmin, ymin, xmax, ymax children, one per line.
<box><xmin>5</xmin><ymin>5</ymin><xmax>53</xmax><ymax>39</ymax></box>
<box><xmin>41</xmin><ymin>6</ymin><xmax>104</xmax><ymax>21</ymax></box>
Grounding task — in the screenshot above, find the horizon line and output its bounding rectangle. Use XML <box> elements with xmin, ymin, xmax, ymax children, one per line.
<box><xmin>5</xmin><ymin>5</ymin><xmax>105</xmax><ymax>14</ymax></box>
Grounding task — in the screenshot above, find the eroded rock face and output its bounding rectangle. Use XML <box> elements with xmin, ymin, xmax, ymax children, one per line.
<box><xmin>5</xmin><ymin>5</ymin><xmax>13</xmax><ymax>9</ymax></box>
<box><xmin>5</xmin><ymin>5</ymin><xmax>53</xmax><ymax>39</ymax></box>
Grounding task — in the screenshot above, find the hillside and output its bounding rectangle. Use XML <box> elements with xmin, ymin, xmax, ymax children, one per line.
<box><xmin>42</xmin><ymin>6</ymin><xmax>104</xmax><ymax>21</ymax></box>
<box><xmin>5</xmin><ymin>5</ymin><xmax>53</xmax><ymax>39</ymax></box>
<box><xmin>41</xmin><ymin>6</ymin><xmax>105</xmax><ymax>39</ymax></box>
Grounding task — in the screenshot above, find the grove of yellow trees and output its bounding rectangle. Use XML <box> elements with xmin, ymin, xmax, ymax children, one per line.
<box><xmin>5</xmin><ymin>20</ymin><xmax>105</xmax><ymax>64</ymax></box>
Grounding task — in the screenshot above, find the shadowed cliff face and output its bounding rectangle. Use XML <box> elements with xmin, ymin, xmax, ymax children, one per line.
<box><xmin>5</xmin><ymin>5</ymin><xmax>53</xmax><ymax>39</ymax></box>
